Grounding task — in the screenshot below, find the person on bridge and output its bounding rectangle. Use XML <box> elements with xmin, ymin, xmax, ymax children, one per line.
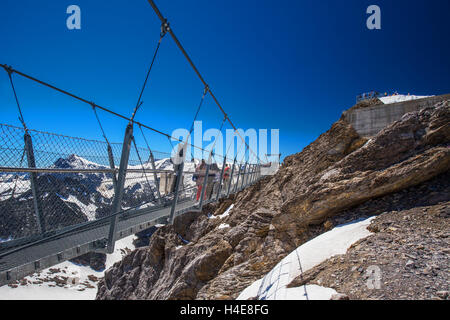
<box><xmin>206</xmin><ymin>163</ymin><xmax>220</xmax><ymax>200</ymax></box>
<box><xmin>194</xmin><ymin>160</ymin><xmax>207</xmax><ymax>201</ymax></box>
<box><xmin>223</xmin><ymin>164</ymin><xmax>231</xmax><ymax>191</ymax></box>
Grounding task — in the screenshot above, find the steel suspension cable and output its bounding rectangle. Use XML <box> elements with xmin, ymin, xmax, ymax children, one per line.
<box><xmin>187</xmin><ymin>87</ymin><xmax>208</xmax><ymax>161</ymax></box>
<box><xmin>146</xmin><ymin>0</ymin><xmax>263</xmax><ymax>165</ymax></box>
<box><xmin>138</xmin><ymin>124</ymin><xmax>155</xmax><ymax>159</ymax></box>
<box><xmin>166</xmin><ymin>135</ymin><xmax>176</xmax><ymax>156</ymax></box>
<box><xmin>0</xmin><ymin>64</ymin><xmax>213</xmax><ymax>156</ymax></box>
<box><xmin>131</xmin><ymin>137</ymin><xmax>158</xmax><ymax>202</ymax></box>
<box><xmin>91</xmin><ymin>105</ymin><xmax>111</xmax><ymax>145</ymax></box>
<box><xmin>5</xmin><ymin>66</ymin><xmax>27</xmax><ymax>131</ymax></box>
<box><xmin>189</xmin><ymin>86</ymin><xmax>209</xmax><ymax>135</ymax></box>
<box><xmin>206</xmin><ymin>116</ymin><xmax>227</xmax><ymax>163</ymax></box>
<box><xmin>4</xmin><ymin>66</ymin><xmax>30</xmax><ymax>198</ymax></box>
<box><xmin>131</xmin><ymin>29</ymin><xmax>167</xmax><ymax>121</ymax></box>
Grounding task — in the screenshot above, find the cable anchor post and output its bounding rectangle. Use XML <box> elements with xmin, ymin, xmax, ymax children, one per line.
<box><xmin>203</xmin><ymin>85</ymin><xmax>210</xmax><ymax>97</ymax></box>
<box><xmin>130</xmin><ymin>100</ymin><xmax>144</xmax><ymax>123</ymax></box>
<box><xmin>160</xmin><ymin>19</ymin><xmax>170</xmax><ymax>38</ymax></box>
<box><xmin>4</xmin><ymin>65</ymin><xmax>13</xmax><ymax>76</ymax></box>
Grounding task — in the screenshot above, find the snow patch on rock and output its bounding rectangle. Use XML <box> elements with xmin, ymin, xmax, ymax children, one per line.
<box><xmin>0</xmin><ymin>235</ymin><xmax>136</xmax><ymax>300</ymax></box>
<box><xmin>237</xmin><ymin>216</ymin><xmax>375</xmax><ymax>300</ymax></box>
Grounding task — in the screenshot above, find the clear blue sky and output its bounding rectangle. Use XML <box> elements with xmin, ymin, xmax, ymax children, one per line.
<box><xmin>1</xmin><ymin>0</ymin><xmax>449</xmax><ymax>161</ymax></box>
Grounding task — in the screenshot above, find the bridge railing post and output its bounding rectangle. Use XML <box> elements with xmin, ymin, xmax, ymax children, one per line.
<box><xmin>197</xmin><ymin>162</ymin><xmax>210</xmax><ymax>209</ymax></box>
<box><xmin>226</xmin><ymin>159</ymin><xmax>236</xmax><ymax>197</ymax></box>
<box><xmin>250</xmin><ymin>164</ymin><xmax>255</xmax><ymax>184</ymax></box>
<box><xmin>233</xmin><ymin>163</ymin><xmax>242</xmax><ymax>194</ymax></box>
<box><xmin>243</xmin><ymin>164</ymin><xmax>249</xmax><ymax>188</ymax></box>
<box><xmin>246</xmin><ymin>164</ymin><xmax>253</xmax><ymax>186</ymax></box>
<box><xmin>107</xmin><ymin>144</ymin><xmax>118</xmax><ymax>193</ymax></box>
<box><xmin>248</xmin><ymin>164</ymin><xmax>254</xmax><ymax>185</ymax></box>
<box><xmin>215</xmin><ymin>156</ymin><xmax>227</xmax><ymax>201</ymax></box>
<box><xmin>148</xmin><ymin>150</ymin><xmax>162</xmax><ymax>205</ymax></box>
<box><xmin>168</xmin><ymin>143</ymin><xmax>186</xmax><ymax>224</ymax></box>
<box><xmin>251</xmin><ymin>164</ymin><xmax>255</xmax><ymax>184</ymax></box>
<box><xmin>107</xmin><ymin>123</ymin><xmax>133</xmax><ymax>253</ymax></box>
<box><xmin>240</xmin><ymin>162</ymin><xmax>248</xmax><ymax>191</ymax></box>
<box><xmin>24</xmin><ymin>132</ymin><xmax>45</xmax><ymax>235</ymax></box>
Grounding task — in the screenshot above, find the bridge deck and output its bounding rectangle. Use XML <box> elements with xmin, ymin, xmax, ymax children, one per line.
<box><xmin>0</xmin><ymin>198</ymin><xmax>198</xmax><ymax>285</ymax></box>
<box><xmin>0</xmin><ymin>170</ymin><xmax>256</xmax><ymax>287</ymax></box>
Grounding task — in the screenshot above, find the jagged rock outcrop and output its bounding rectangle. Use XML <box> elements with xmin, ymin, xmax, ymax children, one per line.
<box><xmin>96</xmin><ymin>100</ymin><xmax>449</xmax><ymax>300</ymax></box>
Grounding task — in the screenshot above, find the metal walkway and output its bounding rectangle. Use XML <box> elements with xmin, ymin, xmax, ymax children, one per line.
<box><xmin>0</xmin><ymin>0</ymin><xmax>270</xmax><ymax>286</ymax></box>
<box><xmin>0</xmin><ymin>156</ymin><xmax>262</xmax><ymax>286</ymax></box>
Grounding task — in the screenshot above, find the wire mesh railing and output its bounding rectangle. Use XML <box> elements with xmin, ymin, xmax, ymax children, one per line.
<box><xmin>0</xmin><ymin>123</ymin><xmax>263</xmax><ymax>251</ymax></box>
<box><xmin>0</xmin><ymin>0</ymin><xmax>267</xmax><ymax>285</ymax></box>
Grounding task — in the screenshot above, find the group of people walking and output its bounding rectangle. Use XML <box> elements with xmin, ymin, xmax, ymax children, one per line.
<box><xmin>357</xmin><ymin>90</ymin><xmax>402</xmax><ymax>102</ymax></box>
<box><xmin>193</xmin><ymin>160</ymin><xmax>231</xmax><ymax>201</ymax></box>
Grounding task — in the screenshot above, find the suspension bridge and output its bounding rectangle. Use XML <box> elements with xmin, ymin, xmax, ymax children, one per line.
<box><xmin>0</xmin><ymin>1</ymin><xmax>271</xmax><ymax>286</ymax></box>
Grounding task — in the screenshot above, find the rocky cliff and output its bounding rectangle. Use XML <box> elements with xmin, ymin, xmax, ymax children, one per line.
<box><xmin>96</xmin><ymin>100</ymin><xmax>449</xmax><ymax>300</ymax></box>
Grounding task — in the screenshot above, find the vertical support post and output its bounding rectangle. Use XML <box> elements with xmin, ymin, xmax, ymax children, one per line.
<box><xmin>248</xmin><ymin>164</ymin><xmax>254</xmax><ymax>185</ymax></box>
<box><xmin>245</xmin><ymin>164</ymin><xmax>252</xmax><ymax>186</ymax></box>
<box><xmin>169</xmin><ymin>143</ymin><xmax>186</xmax><ymax>224</ymax></box>
<box><xmin>148</xmin><ymin>151</ymin><xmax>162</xmax><ymax>204</ymax></box>
<box><xmin>107</xmin><ymin>144</ymin><xmax>118</xmax><ymax>193</ymax></box>
<box><xmin>24</xmin><ymin>132</ymin><xmax>45</xmax><ymax>234</ymax></box>
<box><xmin>250</xmin><ymin>165</ymin><xmax>254</xmax><ymax>184</ymax></box>
<box><xmin>233</xmin><ymin>163</ymin><xmax>242</xmax><ymax>193</ymax></box>
<box><xmin>107</xmin><ymin>123</ymin><xmax>133</xmax><ymax>254</ymax></box>
<box><xmin>243</xmin><ymin>164</ymin><xmax>248</xmax><ymax>188</ymax></box>
<box><xmin>240</xmin><ymin>162</ymin><xmax>248</xmax><ymax>190</ymax></box>
<box><xmin>197</xmin><ymin>162</ymin><xmax>210</xmax><ymax>209</ymax></box>
<box><xmin>245</xmin><ymin>163</ymin><xmax>251</xmax><ymax>187</ymax></box>
<box><xmin>215</xmin><ymin>156</ymin><xmax>227</xmax><ymax>201</ymax></box>
<box><xmin>164</xmin><ymin>173</ymin><xmax>169</xmax><ymax>195</ymax></box>
<box><xmin>227</xmin><ymin>159</ymin><xmax>236</xmax><ymax>197</ymax></box>
<box><xmin>245</xmin><ymin>164</ymin><xmax>253</xmax><ymax>186</ymax></box>
<box><xmin>251</xmin><ymin>164</ymin><xmax>258</xmax><ymax>184</ymax></box>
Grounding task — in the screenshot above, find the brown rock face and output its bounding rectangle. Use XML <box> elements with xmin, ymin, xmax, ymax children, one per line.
<box><xmin>96</xmin><ymin>100</ymin><xmax>449</xmax><ymax>300</ymax></box>
<box><xmin>287</xmin><ymin>200</ymin><xmax>450</xmax><ymax>300</ymax></box>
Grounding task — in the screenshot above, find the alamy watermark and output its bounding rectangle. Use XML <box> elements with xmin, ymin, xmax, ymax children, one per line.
<box><xmin>366</xmin><ymin>5</ymin><xmax>381</xmax><ymax>30</ymax></box>
<box><xmin>65</xmin><ymin>5</ymin><xmax>381</xmax><ymax>31</ymax></box>
<box><xmin>366</xmin><ymin>265</ymin><xmax>382</xmax><ymax>289</ymax></box>
<box><xmin>169</xmin><ymin>121</ymin><xmax>280</xmax><ymax>173</ymax></box>
<box><xmin>66</xmin><ymin>5</ymin><xmax>81</xmax><ymax>30</ymax></box>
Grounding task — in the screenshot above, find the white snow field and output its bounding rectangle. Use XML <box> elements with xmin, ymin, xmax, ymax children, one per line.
<box><xmin>378</xmin><ymin>94</ymin><xmax>431</xmax><ymax>104</ymax></box>
<box><xmin>237</xmin><ymin>216</ymin><xmax>375</xmax><ymax>300</ymax></box>
<box><xmin>0</xmin><ymin>235</ymin><xmax>136</xmax><ymax>300</ymax></box>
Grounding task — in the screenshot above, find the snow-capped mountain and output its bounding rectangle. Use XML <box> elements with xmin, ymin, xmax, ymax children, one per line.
<box><xmin>0</xmin><ymin>154</ymin><xmax>199</xmax><ymax>241</ymax></box>
<box><xmin>52</xmin><ymin>154</ymin><xmax>107</xmax><ymax>170</ymax></box>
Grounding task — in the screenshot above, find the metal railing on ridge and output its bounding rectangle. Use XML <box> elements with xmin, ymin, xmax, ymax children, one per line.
<box><xmin>0</xmin><ymin>0</ymin><xmax>267</xmax><ymax>285</ymax></box>
<box><xmin>0</xmin><ymin>122</ymin><xmax>264</xmax><ymax>286</ymax></box>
